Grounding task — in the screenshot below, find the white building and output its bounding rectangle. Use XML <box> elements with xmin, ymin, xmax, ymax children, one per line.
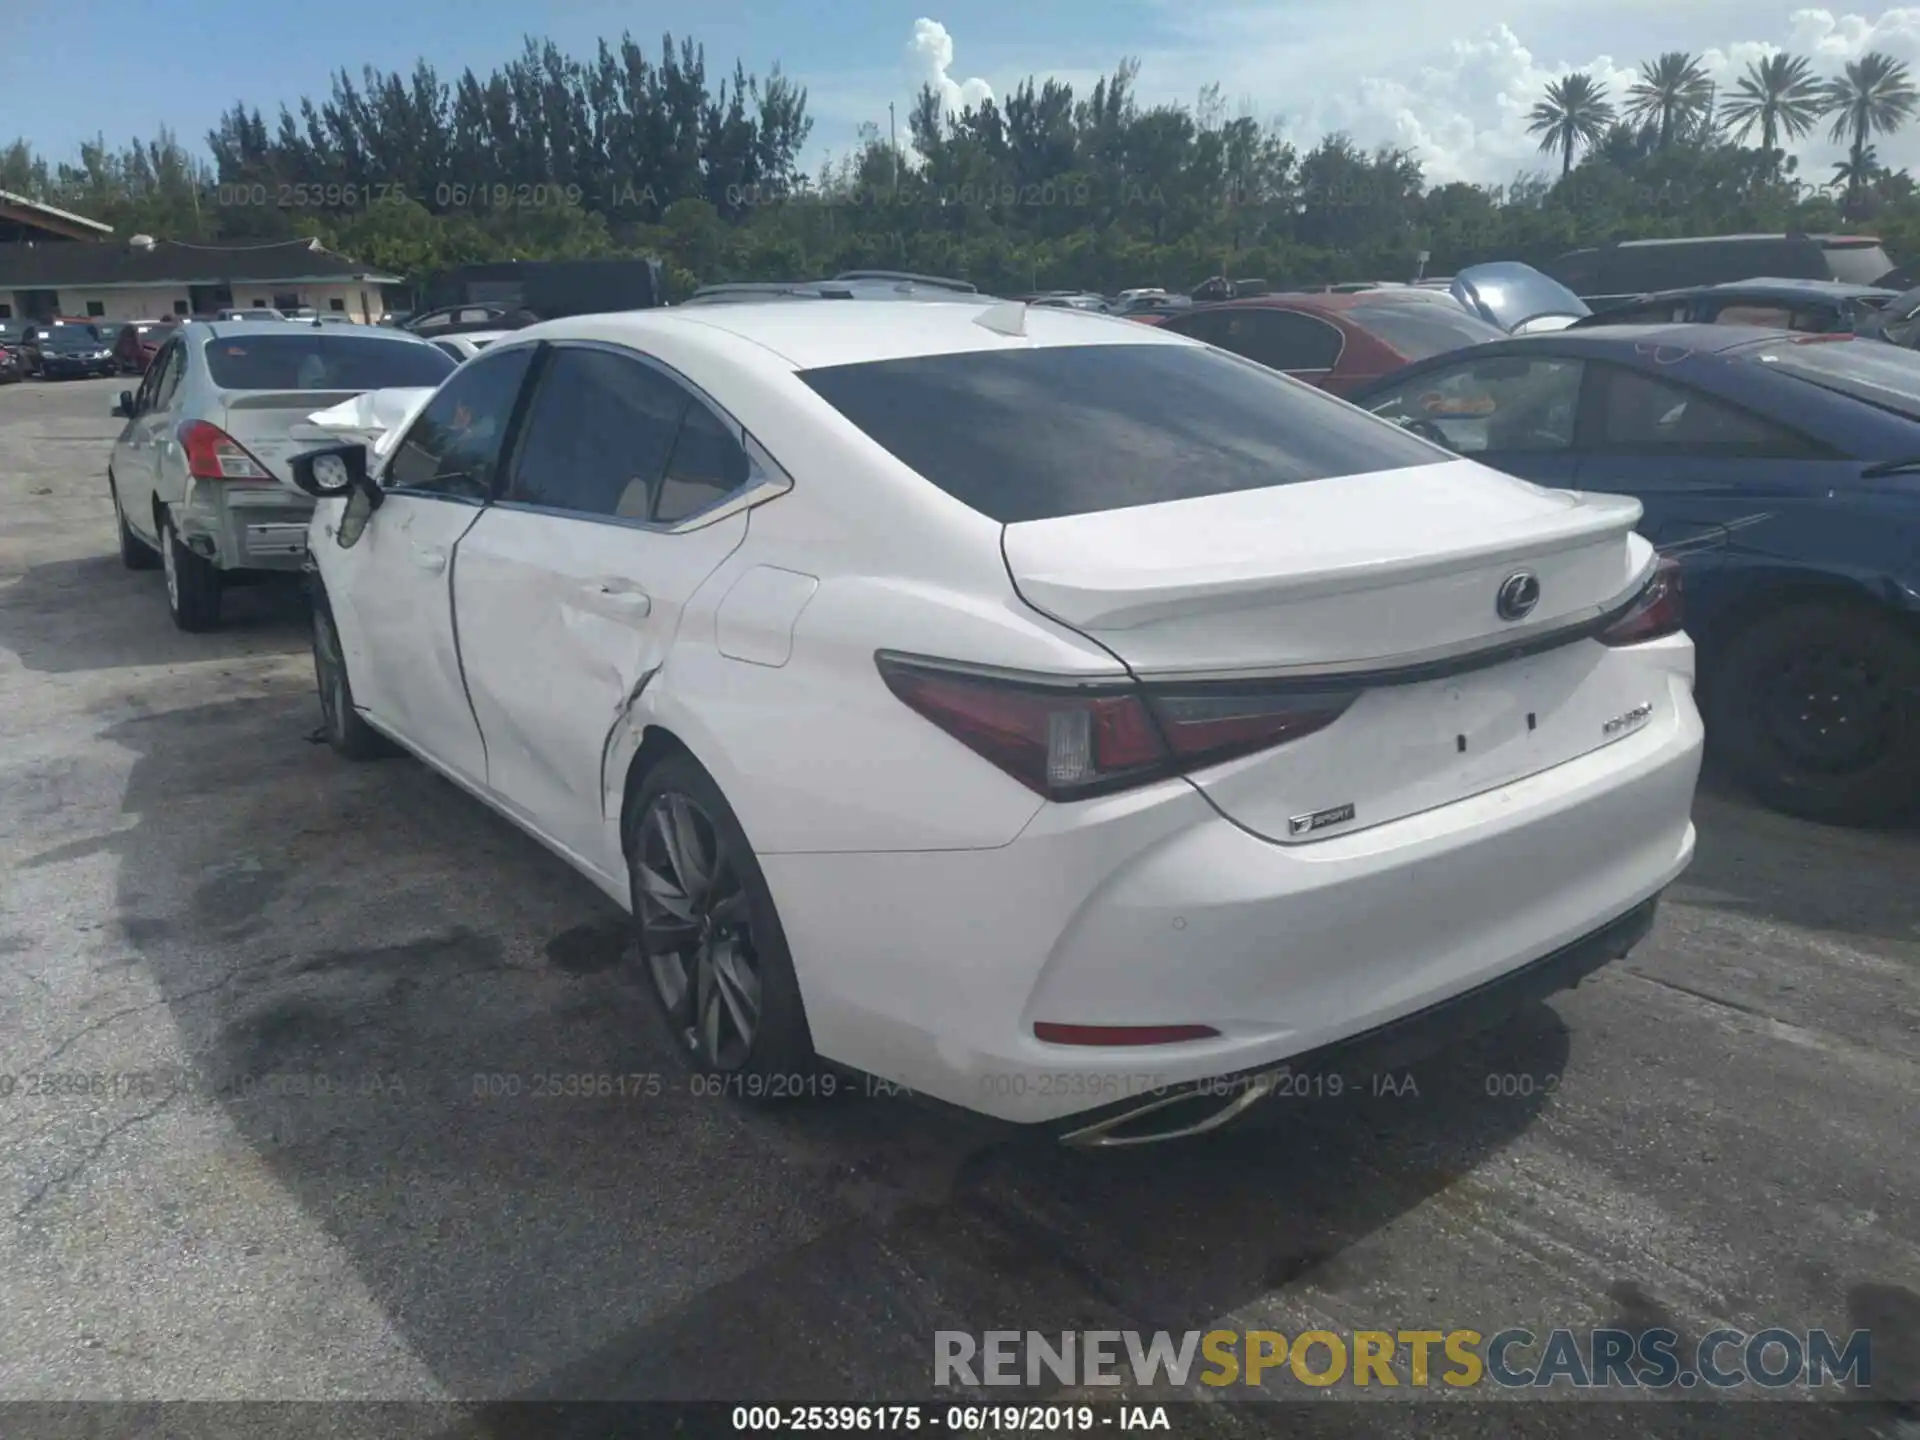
<box><xmin>0</xmin><ymin>189</ymin><xmax>399</xmax><ymax>323</ymax></box>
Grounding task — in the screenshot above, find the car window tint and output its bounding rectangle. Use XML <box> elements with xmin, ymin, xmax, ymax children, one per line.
<box><xmin>656</xmin><ymin>400</ymin><xmax>751</xmax><ymax>523</ymax></box>
<box><xmin>149</xmin><ymin>344</ymin><xmax>187</xmax><ymax>409</ymax></box>
<box><xmin>1362</xmin><ymin>357</ymin><xmax>1583</xmax><ymax>454</ymax></box>
<box><xmin>1214</xmin><ymin>310</ymin><xmax>1344</xmax><ymax>370</ymax></box>
<box><xmin>1598</xmin><ymin>366</ymin><xmax>1815</xmax><ymax>453</ymax></box>
<box><xmin>1161</xmin><ymin>310</ymin><xmax>1228</xmax><ymax>346</ymax></box>
<box><xmin>385</xmin><ymin>346</ymin><xmax>535</xmax><ymax>500</ymax></box>
<box><xmin>204</xmin><ymin>334</ymin><xmax>453</xmax><ymax>390</ymax></box>
<box><xmin>801</xmin><ymin>342</ymin><xmax>1445</xmax><ymax>525</ymax></box>
<box><xmin>509</xmin><ymin>348</ymin><xmax>687</xmax><ymax>518</ymax></box>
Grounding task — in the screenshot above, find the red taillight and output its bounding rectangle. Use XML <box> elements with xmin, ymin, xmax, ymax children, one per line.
<box><xmin>1033</xmin><ymin>1023</ymin><xmax>1220</xmax><ymax>1046</ymax></box>
<box><xmin>1600</xmin><ymin>557</ymin><xmax>1684</xmax><ymax>647</ymax></box>
<box><xmin>177</xmin><ymin>420</ymin><xmax>273</xmax><ymax>482</ymax></box>
<box><xmin>875</xmin><ymin>654</ymin><xmax>1358</xmax><ymax>801</ymax></box>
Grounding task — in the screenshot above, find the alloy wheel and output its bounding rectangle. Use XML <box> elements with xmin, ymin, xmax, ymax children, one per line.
<box><xmin>634</xmin><ymin>792</ymin><xmax>761</xmax><ymax>1069</ymax></box>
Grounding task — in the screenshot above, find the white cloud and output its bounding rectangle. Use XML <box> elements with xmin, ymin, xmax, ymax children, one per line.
<box><xmin>817</xmin><ymin>8</ymin><xmax>1920</xmax><ymax>191</ymax></box>
<box><xmin>910</xmin><ymin>18</ymin><xmax>993</xmax><ymax>115</ymax></box>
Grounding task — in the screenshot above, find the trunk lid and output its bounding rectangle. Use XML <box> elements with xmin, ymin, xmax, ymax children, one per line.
<box><xmin>220</xmin><ymin>390</ymin><xmax>369</xmax><ymax>491</ymax></box>
<box><xmin>1001</xmin><ymin>459</ymin><xmax>1661</xmax><ymax>841</ymax></box>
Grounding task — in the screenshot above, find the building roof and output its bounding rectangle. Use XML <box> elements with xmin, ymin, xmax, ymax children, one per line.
<box><xmin>0</xmin><ymin>188</ymin><xmax>114</xmax><ymax>242</ymax></box>
<box><xmin>0</xmin><ymin>237</ymin><xmax>400</xmax><ymax>289</ymax></box>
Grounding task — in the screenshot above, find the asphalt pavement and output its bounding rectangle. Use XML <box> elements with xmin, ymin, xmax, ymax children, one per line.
<box><xmin>0</xmin><ymin>375</ymin><xmax>1915</xmax><ymax>1438</ymax></box>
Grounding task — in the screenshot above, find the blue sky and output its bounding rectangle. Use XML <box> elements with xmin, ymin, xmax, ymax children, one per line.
<box><xmin>10</xmin><ymin>3</ymin><xmax>1920</xmax><ymax>187</ymax></box>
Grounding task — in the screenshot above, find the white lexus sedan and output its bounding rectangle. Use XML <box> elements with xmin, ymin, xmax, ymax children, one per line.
<box><xmin>291</xmin><ymin>298</ymin><xmax>1703</xmax><ymax>1145</ymax></box>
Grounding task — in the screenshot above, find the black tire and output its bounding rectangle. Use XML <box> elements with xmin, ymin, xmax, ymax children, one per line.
<box><xmin>159</xmin><ymin>509</ymin><xmax>222</xmax><ymax>632</ymax></box>
<box><xmin>626</xmin><ymin>753</ymin><xmax>817</xmax><ymax>1085</ymax></box>
<box><xmin>110</xmin><ymin>476</ymin><xmax>160</xmax><ymax>571</ymax></box>
<box><xmin>1706</xmin><ymin>599</ymin><xmax>1920</xmax><ymax>826</ymax></box>
<box><xmin>309</xmin><ymin>598</ymin><xmax>399</xmax><ymax>760</ymax></box>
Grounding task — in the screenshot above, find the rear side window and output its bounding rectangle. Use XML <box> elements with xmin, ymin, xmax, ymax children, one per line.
<box><xmin>800</xmin><ymin>342</ymin><xmax>1445</xmax><ymax>525</ymax></box>
<box><xmin>204</xmin><ymin>334</ymin><xmax>454</xmax><ymax>390</ymax></box>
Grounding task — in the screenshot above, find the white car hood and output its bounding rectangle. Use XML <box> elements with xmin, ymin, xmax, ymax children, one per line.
<box><xmin>302</xmin><ymin>387</ymin><xmax>438</xmax><ymax>457</ymax></box>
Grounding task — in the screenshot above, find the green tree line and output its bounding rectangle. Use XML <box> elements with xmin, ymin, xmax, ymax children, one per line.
<box><xmin>6</xmin><ymin>34</ymin><xmax>1920</xmax><ymax>298</ymax></box>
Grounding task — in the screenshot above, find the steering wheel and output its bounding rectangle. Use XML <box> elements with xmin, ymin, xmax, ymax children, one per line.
<box><xmin>1399</xmin><ymin>417</ymin><xmax>1457</xmax><ymax>449</ymax></box>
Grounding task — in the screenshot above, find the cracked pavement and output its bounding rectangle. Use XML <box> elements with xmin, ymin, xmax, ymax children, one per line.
<box><xmin>0</xmin><ymin>375</ymin><xmax>1917</xmax><ymax>1435</ymax></box>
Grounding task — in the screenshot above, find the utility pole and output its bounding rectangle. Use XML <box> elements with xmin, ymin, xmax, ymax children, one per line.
<box><xmin>889</xmin><ymin>103</ymin><xmax>899</xmax><ymax>191</ymax></box>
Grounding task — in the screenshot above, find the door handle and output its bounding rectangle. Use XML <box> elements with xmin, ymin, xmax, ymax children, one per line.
<box><xmin>585</xmin><ymin>582</ymin><xmax>651</xmax><ymax>616</ymax></box>
<box><xmin>411</xmin><ymin>547</ymin><xmax>447</xmax><ymax>573</ymax></box>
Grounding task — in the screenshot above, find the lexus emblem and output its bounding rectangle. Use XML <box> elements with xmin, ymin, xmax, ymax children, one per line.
<box><xmin>1495</xmin><ymin>571</ymin><xmax>1541</xmax><ymax>622</ymax></box>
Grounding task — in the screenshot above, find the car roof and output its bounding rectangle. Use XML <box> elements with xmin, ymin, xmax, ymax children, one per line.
<box><xmin>511</xmin><ymin>299</ymin><xmax>1189</xmax><ymax>370</ymax></box>
<box><xmin>1593</xmin><ymin>233</ymin><xmax>1880</xmax><ymax>249</ymax></box>
<box><xmin>1635</xmin><ymin>277</ymin><xmax>1898</xmax><ymax>302</ymax></box>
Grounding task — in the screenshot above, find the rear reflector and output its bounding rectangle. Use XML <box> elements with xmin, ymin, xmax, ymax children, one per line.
<box><xmin>1600</xmin><ymin>557</ymin><xmax>1684</xmax><ymax>646</ymax></box>
<box><xmin>1033</xmin><ymin>1023</ymin><xmax>1220</xmax><ymax>1046</ymax></box>
<box><xmin>876</xmin><ymin>652</ymin><xmax>1358</xmax><ymax>802</ymax></box>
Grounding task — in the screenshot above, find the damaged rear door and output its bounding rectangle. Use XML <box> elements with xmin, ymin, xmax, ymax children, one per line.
<box><xmin>453</xmin><ymin>343</ymin><xmax>749</xmax><ymax>874</ymax></box>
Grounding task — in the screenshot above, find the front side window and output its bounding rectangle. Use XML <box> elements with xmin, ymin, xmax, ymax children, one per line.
<box><xmin>1363</xmin><ymin>355</ymin><xmax>1584</xmax><ymax>455</ymax></box>
<box><xmin>801</xmin><ymin>341</ymin><xmax>1444</xmax><ymax>525</ymax></box>
<box><xmin>1595</xmin><ymin>365</ymin><xmax>1821</xmax><ymax>455</ymax></box>
<box><xmin>508</xmin><ymin>348</ymin><xmax>687</xmax><ymax>519</ymax></box>
<box><xmin>385</xmin><ymin>346</ymin><xmax>536</xmax><ymax>501</ymax></box>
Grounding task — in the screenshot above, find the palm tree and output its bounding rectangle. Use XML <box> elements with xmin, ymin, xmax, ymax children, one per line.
<box><xmin>1722</xmin><ymin>52</ymin><xmax>1822</xmax><ymax>168</ymax></box>
<box><xmin>1830</xmin><ymin>145</ymin><xmax>1880</xmax><ymax>197</ymax></box>
<box><xmin>1625</xmin><ymin>52</ymin><xmax>1715</xmax><ymax>147</ymax></box>
<box><xmin>1819</xmin><ymin>51</ymin><xmax>1919</xmax><ymax>211</ymax></box>
<box><xmin>1528</xmin><ymin>73</ymin><xmax>1616</xmax><ymax>177</ymax></box>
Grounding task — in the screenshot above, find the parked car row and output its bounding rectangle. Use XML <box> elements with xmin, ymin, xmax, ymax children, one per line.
<box><xmin>104</xmin><ymin>319</ymin><xmax>456</xmax><ymax>630</ymax></box>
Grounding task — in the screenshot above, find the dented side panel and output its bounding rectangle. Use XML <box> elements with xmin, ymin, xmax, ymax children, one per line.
<box><xmin>451</xmin><ymin>505</ymin><xmax>748</xmax><ymax>880</ymax></box>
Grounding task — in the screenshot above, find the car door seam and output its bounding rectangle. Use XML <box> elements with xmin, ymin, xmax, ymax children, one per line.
<box><xmin>445</xmin><ymin>504</ymin><xmax>495</xmax><ymax>776</ymax></box>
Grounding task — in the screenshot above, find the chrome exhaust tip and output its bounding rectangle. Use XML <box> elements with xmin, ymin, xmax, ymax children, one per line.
<box><xmin>1058</xmin><ymin>1075</ymin><xmax>1276</xmax><ymax>1149</ymax></box>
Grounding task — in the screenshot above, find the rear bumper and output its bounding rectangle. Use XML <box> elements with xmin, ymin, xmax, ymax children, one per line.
<box><xmin>1055</xmin><ymin>896</ymin><xmax>1656</xmax><ymax>1146</ymax></box>
<box><xmin>174</xmin><ymin>481</ymin><xmax>314</xmax><ymax>571</ymax></box>
<box><xmin>761</xmin><ymin>671</ymin><xmax>1702</xmax><ymax>1126</ymax></box>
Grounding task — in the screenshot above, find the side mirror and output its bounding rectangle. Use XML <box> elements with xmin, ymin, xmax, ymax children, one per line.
<box><xmin>289</xmin><ymin>443</ymin><xmax>378</xmax><ymax>504</ymax></box>
<box><xmin>112</xmin><ymin>391</ymin><xmax>134</xmax><ymax>418</ymax></box>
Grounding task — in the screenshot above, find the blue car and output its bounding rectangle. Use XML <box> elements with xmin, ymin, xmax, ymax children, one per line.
<box><xmin>1349</xmin><ymin>325</ymin><xmax>1920</xmax><ymax>826</ymax></box>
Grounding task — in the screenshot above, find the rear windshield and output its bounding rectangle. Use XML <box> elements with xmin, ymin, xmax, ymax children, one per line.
<box><xmin>1824</xmin><ymin>243</ymin><xmax>1894</xmax><ymax>286</ymax></box>
<box><xmin>799</xmin><ymin>342</ymin><xmax>1446</xmax><ymax>524</ymax></box>
<box><xmin>1346</xmin><ymin>302</ymin><xmax>1505</xmax><ymax>358</ymax></box>
<box><xmin>1749</xmin><ymin>337</ymin><xmax>1920</xmax><ymax>420</ymax></box>
<box><xmin>203</xmin><ymin>334</ymin><xmax>455</xmax><ymax>390</ymax></box>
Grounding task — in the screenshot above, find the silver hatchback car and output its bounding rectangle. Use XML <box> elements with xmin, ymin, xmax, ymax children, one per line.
<box><xmin>108</xmin><ymin>321</ymin><xmax>455</xmax><ymax>630</ymax></box>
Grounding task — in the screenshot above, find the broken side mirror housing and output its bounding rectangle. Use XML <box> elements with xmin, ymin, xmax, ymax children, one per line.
<box><xmin>290</xmin><ymin>443</ymin><xmax>376</xmax><ymax>502</ymax></box>
<box><xmin>112</xmin><ymin>391</ymin><xmax>134</xmax><ymax>418</ymax></box>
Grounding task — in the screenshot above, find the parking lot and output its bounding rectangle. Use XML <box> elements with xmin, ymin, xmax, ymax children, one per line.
<box><xmin>0</xmin><ymin>374</ymin><xmax>1916</xmax><ymax>1432</ymax></box>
